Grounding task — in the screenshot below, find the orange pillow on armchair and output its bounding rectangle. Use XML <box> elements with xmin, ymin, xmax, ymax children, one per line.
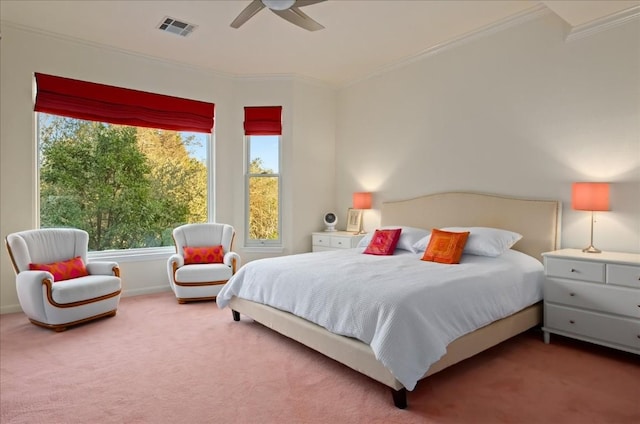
<box><xmin>183</xmin><ymin>245</ymin><xmax>225</xmax><ymax>264</ymax></box>
<box><xmin>29</xmin><ymin>256</ymin><xmax>89</xmax><ymax>282</ymax></box>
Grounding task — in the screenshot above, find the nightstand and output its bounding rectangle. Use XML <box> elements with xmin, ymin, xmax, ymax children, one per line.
<box><xmin>311</xmin><ymin>231</ymin><xmax>365</xmax><ymax>252</ymax></box>
<box><xmin>541</xmin><ymin>248</ymin><xmax>640</xmax><ymax>354</ymax></box>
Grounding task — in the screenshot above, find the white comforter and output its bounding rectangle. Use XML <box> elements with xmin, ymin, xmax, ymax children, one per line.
<box><xmin>216</xmin><ymin>248</ymin><xmax>543</xmax><ymax>391</ymax></box>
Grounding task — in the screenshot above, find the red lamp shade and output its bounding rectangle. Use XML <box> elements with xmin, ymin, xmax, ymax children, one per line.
<box><xmin>572</xmin><ymin>183</ymin><xmax>610</xmax><ymax>211</ymax></box>
<box><xmin>353</xmin><ymin>192</ymin><xmax>372</xmax><ymax>209</ymax></box>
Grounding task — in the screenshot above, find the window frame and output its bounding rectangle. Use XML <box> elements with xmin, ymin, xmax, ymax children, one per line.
<box><xmin>35</xmin><ymin>112</ymin><xmax>215</xmax><ymax>261</ymax></box>
<box><xmin>244</xmin><ymin>134</ymin><xmax>282</xmax><ymax>248</ymax></box>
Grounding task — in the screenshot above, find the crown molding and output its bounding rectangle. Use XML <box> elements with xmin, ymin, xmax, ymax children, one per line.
<box><xmin>0</xmin><ymin>20</ymin><xmax>235</xmax><ymax>80</ymax></box>
<box><xmin>343</xmin><ymin>4</ymin><xmax>551</xmax><ymax>88</ymax></box>
<box><xmin>565</xmin><ymin>5</ymin><xmax>640</xmax><ymax>42</ymax></box>
<box><xmin>1</xmin><ymin>20</ymin><xmax>337</xmax><ymax>88</ymax></box>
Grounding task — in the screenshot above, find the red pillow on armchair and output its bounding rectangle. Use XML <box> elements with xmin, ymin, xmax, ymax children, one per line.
<box><xmin>183</xmin><ymin>245</ymin><xmax>225</xmax><ymax>264</ymax></box>
<box><xmin>29</xmin><ymin>256</ymin><xmax>89</xmax><ymax>282</ymax></box>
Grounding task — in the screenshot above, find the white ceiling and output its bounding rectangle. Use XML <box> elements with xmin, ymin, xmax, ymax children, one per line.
<box><xmin>1</xmin><ymin>0</ymin><xmax>638</xmax><ymax>86</ymax></box>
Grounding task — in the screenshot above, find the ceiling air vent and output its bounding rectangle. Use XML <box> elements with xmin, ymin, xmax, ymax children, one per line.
<box><xmin>157</xmin><ymin>17</ymin><xmax>197</xmax><ymax>37</ymax></box>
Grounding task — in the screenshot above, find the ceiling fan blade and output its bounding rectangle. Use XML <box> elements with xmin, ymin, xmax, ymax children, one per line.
<box><xmin>230</xmin><ymin>0</ymin><xmax>266</xmax><ymax>29</ymax></box>
<box><xmin>295</xmin><ymin>0</ymin><xmax>326</xmax><ymax>7</ymax></box>
<box><xmin>272</xmin><ymin>7</ymin><xmax>324</xmax><ymax>31</ymax></box>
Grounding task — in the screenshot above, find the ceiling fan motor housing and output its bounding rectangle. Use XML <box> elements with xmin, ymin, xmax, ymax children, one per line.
<box><xmin>231</xmin><ymin>0</ymin><xmax>326</xmax><ymax>31</ymax></box>
<box><xmin>262</xmin><ymin>0</ymin><xmax>296</xmax><ymax>11</ymax></box>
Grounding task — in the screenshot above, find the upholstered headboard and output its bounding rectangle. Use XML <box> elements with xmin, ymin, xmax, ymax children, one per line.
<box><xmin>381</xmin><ymin>192</ymin><xmax>561</xmax><ymax>261</ymax></box>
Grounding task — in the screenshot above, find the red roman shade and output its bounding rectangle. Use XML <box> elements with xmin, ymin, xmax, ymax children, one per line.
<box><xmin>244</xmin><ymin>106</ymin><xmax>282</xmax><ymax>135</ymax></box>
<box><xmin>34</xmin><ymin>73</ymin><xmax>215</xmax><ymax>133</ymax></box>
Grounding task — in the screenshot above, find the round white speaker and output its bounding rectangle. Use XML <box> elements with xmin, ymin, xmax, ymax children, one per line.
<box><xmin>323</xmin><ymin>212</ymin><xmax>337</xmax><ymax>232</ymax></box>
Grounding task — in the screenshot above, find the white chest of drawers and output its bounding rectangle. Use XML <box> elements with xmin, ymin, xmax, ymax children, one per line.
<box><xmin>311</xmin><ymin>231</ymin><xmax>365</xmax><ymax>252</ymax></box>
<box><xmin>541</xmin><ymin>249</ymin><xmax>640</xmax><ymax>354</ymax></box>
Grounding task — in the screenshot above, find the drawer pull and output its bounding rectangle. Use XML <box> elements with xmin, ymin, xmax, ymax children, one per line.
<box><xmin>569</xmin><ymin>320</ymin><xmax>575</xmax><ymax>324</ymax></box>
<box><xmin>569</xmin><ymin>293</ymin><xmax>576</xmax><ymax>297</ymax></box>
<box><xmin>570</xmin><ymin>268</ymin><xmax>577</xmax><ymax>273</ymax></box>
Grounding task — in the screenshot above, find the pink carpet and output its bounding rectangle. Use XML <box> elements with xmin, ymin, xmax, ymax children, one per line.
<box><xmin>1</xmin><ymin>291</ymin><xmax>638</xmax><ymax>423</ymax></box>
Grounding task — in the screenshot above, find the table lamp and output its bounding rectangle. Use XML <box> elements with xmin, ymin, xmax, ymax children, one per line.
<box><xmin>352</xmin><ymin>192</ymin><xmax>371</xmax><ymax>234</ymax></box>
<box><xmin>572</xmin><ymin>182</ymin><xmax>610</xmax><ymax>253</ymax></box>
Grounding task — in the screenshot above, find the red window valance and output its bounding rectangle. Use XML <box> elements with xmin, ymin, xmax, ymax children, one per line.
<box><xmin>244</xmin><ymin>106</ymin><xmax>282</xmax><ymax>135</ymax></box>
<box><xmin>34</xmin><ymin>73</ymin><xmax>215</xmax><ymax>133</ymax></box>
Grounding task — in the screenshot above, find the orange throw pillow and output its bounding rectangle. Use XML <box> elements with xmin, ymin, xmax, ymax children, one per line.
<box><xmin>29</xmin><ymin>256</ymin><xmax>89</xmax><ymax>282</ymax></box>
<box><xmin>363</xmin><ymin>228</ymin><xmax>402</xmax><ymax>255</ymax></box>
<box><xmin>183</xmin><ymin>245</ymin><xmax>225</xmax><ymax>264</ymax></box>
<box><xmin>421</xmin><ymin>229</ymin><xmax>470</xmax><ymax>264</ymax></box>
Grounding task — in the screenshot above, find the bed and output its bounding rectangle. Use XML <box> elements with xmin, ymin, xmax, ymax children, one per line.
<box><xmin>217</xmin><ymin>192</ymin><xmax>561</xmax><ymax>408</ymax></box>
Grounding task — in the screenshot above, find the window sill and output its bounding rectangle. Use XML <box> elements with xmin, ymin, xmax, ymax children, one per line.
<box><xmin>87</xmin><ymin>246</ymin><xmax>285</xmax><ymax>261</ymax></box>
<box><xmin>88</xmin><ymin>246</ymin><xmax>175</xmax><ymax>263</ymax></box>
<box><xmin>242</xmin><ymin>247</ymin><xmax>284</xmax><ymax>254</ymax></box>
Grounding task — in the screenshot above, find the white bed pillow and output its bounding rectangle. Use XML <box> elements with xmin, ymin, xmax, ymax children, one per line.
<box><xmin>357</xmin><ymin>226</ymin><xmax>430</xmax><ymax>253</ymax></box>
<box><xmin>412</xmin><ymin>226</ymin><xmax>523</xmax><ymax>257</ymax></box>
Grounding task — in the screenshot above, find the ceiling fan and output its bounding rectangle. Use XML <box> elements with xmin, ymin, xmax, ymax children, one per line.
<box><xmin>231</xmin><ymin>0</ymin><xmax>326</xmax><ymax>32</ymax></box>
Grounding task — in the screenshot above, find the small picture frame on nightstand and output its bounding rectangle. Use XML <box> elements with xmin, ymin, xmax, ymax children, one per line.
<box><xmin>346</xmin><ymin>208</ymin><xmax>363</xmax><ymax>233</ymax></box>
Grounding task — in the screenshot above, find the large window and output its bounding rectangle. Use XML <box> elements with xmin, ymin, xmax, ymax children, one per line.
<box><xmin>38</xmin><ymin>114</ymin><xmax>209</xmax><ymax>251</ymax></box>
<box><xmin>33</xmin><ymin>73</ymin><xmax>215</xmax><ymax>253</ymax></box>
<box><xmin>244</xmin><ymin>106</ymin><xmax>282</xmax><ymax>247</ymax></box>
<box><xmin>246</xmin><ymin>135</ymin><xmax>280</xmax><ymax>245</ymax></box>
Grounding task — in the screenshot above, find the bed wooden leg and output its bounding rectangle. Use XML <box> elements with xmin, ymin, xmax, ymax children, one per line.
<box><xmin>232</xmin><ymin>310</ymin><xmax>240</xmax><ymax>321</ymax></box>
<box><xmin>391</xmin><ymin>388</ymin><xmax>407</xmax><ymax>409</ymax></box>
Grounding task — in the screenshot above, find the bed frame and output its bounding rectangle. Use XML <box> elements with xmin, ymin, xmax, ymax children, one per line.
<box><xmin>229</xmin><ymin>192</ymin><xmax>561</xmax><ymax>408</ymax></box>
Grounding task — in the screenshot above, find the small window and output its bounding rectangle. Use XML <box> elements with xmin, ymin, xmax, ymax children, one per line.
<box><xmin>245</xmin><ymin>135</ymin><xmax>281</xmax><ymax>246</ymax></box>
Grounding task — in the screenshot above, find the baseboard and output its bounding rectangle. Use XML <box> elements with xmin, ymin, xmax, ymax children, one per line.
<box><xmin>121</xmin><ymin>286</ymin><xmax>172</xmax><ymax>298</ymax></box>
<box><xmin>0</xmin><ymin>304</ymin><xmax>23</xmax><ymax>314</ymax></box>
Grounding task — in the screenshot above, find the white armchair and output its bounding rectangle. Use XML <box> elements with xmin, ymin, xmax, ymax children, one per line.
<box><xmin>5</xmin><ymin>228</ymin><xmax>122</xmax><ymax>332</ymax></box>
<box><xmin>167</xmin><ymin>223</ymin><xmax>240</xmax><ymax>303</ymax></box>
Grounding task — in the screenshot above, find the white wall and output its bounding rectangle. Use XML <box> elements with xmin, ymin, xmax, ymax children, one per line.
<box><xmin>0</xmin><ymin>24</ymin><xmax>337</xmax><ymax>313</ymax></box>
<box><xmin>291</xmin><ymin>80</ymin><xmax>338</xmax><ymax>252</ymax></box>
<box><xmin>336</xmin><ymin>12</ymin><xmax>640</xmax><ymax>254</ymax></box>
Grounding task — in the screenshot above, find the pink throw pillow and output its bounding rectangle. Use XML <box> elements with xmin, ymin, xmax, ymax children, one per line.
<box><xmin>363</xmin><ymin>229</ymin><xmax>402</xmax><ymax>255</ymax></box>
